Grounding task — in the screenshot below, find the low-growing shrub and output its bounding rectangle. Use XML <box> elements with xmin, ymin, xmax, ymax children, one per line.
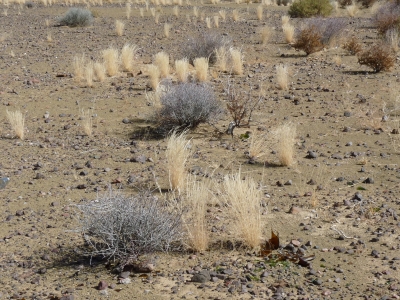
<box><xmin>293</xmin><ymin>26</ymin><xmax>323</xmax><ymax>55</ymax></box>
<box><xmin>181</xmin><ymin>32</ymin><xmax>231</xmax><ymax>64</ymax></box>
<box><xmin>343</xmin><ymin>36</ymin><xmax>363</xmax><ymax>55</ymax></box>
<box><xmin>374</xmin><ymin>2</ymin><xmax>400</xmax><ymax>35</ymax></box>
<box><xmin>58</xmin><ymin>8</ymin><xmax>93</xmax><ymax>27</ymax></box>
<box><xmin>357</xmin><ymin>43</ymin><xmax>396</xmax><ymax>72</ymax></box>
<box><xmin>157</xmin><ymin>82</ymin><xmax>223</xmax><ymax>130</ymax></box>
<box><xmin>289</xmin><ymin>0</ymin><xmax>333</xmax><ymax>18</ymax></box>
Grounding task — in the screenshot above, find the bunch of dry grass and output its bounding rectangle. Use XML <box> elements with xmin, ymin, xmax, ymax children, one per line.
<box><xmin>115</xmin><ymin>20</ymin><xmax>124</xmax><ymax>36</ymax></box>
<box><xmin>215</xmin><ymin>46</ymin><xmax>228</xmax><ymax>72</ymax></box>
<box><xmin>193</xmin><ymin>57</ymin><xmax>208</xmax><ymax>81</ymax></box>
<box><xmin>248</xmin><ymin>130</ymin><xmax>268</xmax><ymax>161</ymax></box>
<box><xmin>173</xmin><ymin>5</ymin><xmax>179</xmax><ymax>17</ymax></box>
<box><xmin>213</xmin><ymin>15</ymin><xmax>219</xmax><ymax>28</ymax></box>
<box><xmin>154</xmin><ymin>51</ymin><xmax>170</xmax><ymax>78</ymax></box>
<box><xmin>166</xmin><ymin>130</ymin><xmax>191</xmax><ymax>193</ymax></box>
<box><xmin>346</xmin><ymin>3</ymin><xmax>358</xmax><ymax>17</ymax></box>
<box><xmin>80</xmin><ymin>109</ymin><xmax>93</xmax><ymax>136</ymax></box>
<box><xmin>102</xmin><ymin>47</ymin><xmax>119</xmax><ymax>76</ymax></box>
<box><xmin>121</xmin><ymin>43</ymin><xmax>138</xmax><ymax>72</ymax></box>
<box><xmin>73</xmin><ymin>54</ymin><xmax>85</xmax><ymax>82</ymax></box>
<box><xmin>175</xmin><ymin>58</ymin><xmax>189</xmax><ymax>82</ymax></box>
<box><xmin>232</xmin><ymin>9</ymin><xmax>239</xmax><ymax>21</ymax></box>
<box><xmin>221</xmin><ymin>170</ymin><xmax>263</xmax><ymax>249</ymax></box>
<box><xmin>219</xmin><ymin>9</ymin><xmax>226</xmax><ymax>21</ymax></box>
<box><xmin>184</xmin><ymin>179</ymin><xmax>209</xmax><ymax>252</ymax></box>
<box><xmin>140</xmin><ymin>7</ymin><xmax>145</xmax><ymax>17</ymax></box>
<box><xmin>205</xmin><ymin>17</ymin><xmax>211</xmax><ymax>28</ymax></box>
<box><xmin>85</xmin><ymin>61</ymin><xmax>94</xmax><ymax>87</ymax></box>
<box><xmin>281</xmin><ymin>15</ymin><xmax>290</xmax><ymax>25</ymax></box>
<box><xmin>273</xmin><ymin>122</ymin><xmax>296</xmax><ymax>166</ymax></box>
<box><xmin>229</xmin><ymin>48</ymin><xmax>244</xmax><ymax>75</ymax></box>
<box><xmin>276</xmin><ymin>64</ymin><xmax>289</xmax><ymax>90</ymax></box>
<box><xmin>6</xmin><ymin>110</ymin><xmax>25</xmax><ymax>140</ymax></box>
<box><xmin>256</xmin><ymin>5</ymin><xmax>263</xmax><ymax>20</ymax></box>
<box><xmin>147</xmin><ymin>64</ymin><xmax>161</xmax><ymax>89</ymax></box>
<box><xmin>94</xmin><ymin>62</ymin><xmax>106</xmax><ymax>82</ymax></box>
<box><xmin>155</xmin><ymin>13</ymin><xmax>160</xmax><ymax>24</ymax></box>
<box><xmin>282</xmin><ymin>23</ymin><xmax>295</xmax><ymax>43</ymax></box>
<box><xmin>386</xmin><ymin>29</ymin><xmax>399</xmax><ymax>52</ymax></box>
<box><xmin>193</xmin><ymin>6</ymin><xmax>199</xmax><ymax>17</ymax></box>
<box><xmin>357</xmin><ymin>43</ymin><xmax>396</xmax><ymax>72</ymax></box>
<box><xmin>259</xmin><ymin>26</ymin><xmax>272</xmax><ymax>45</ymax></box>
<box><xmin>126</xmin><ymin>2</ymin><xmax>131</xmax><ymax>19</ymax></box>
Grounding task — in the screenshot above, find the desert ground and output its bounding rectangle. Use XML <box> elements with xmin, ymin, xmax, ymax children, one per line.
<box><xmin>0</xmin><ymin>0</ymin><xmax>400</xmax><ymax>299</ymax></box>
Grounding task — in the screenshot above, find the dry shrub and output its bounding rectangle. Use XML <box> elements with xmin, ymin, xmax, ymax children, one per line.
<box><xmin>357</xmin><ymin>43</ymin><xmax>396</xmax><ymax>72</ymax></box>
<box><xmin>73</xmin><ymin>54</ymin><xmax>85</xmax><ymax>81</ymax></box>
<box><xmin>164</xmin><ymin>23</ymin><xmax>171</xmax><ymax>38</ymax></box>
<box><xmin>58</xmin><ymin>7</ymin><xmax>93</xmax><ymax>27</ymax></box>
<box><xmin>166</xmin><ymin>130</ymin><xmax>191</xmax><ymax>193</ymax></box>
<box><xmin>215</xmin><ymin>46</ymin><xmax>228</xmax><ymax>72</ymax></box>
<box><xmin>259</xmin><ymin>26</ymin><xmax>273</xmax><ymax>45</ymax></box>
<box><xmin>194</xmin><ymin>57</ymin><xmax>209</xmax><ymax>82</ymax></box>
<box><xmin>80</xmin><ymin>109</ymin><xmax>92</xmax><ymax>136</ymax></box>
<box><xmin>229</xmin><ymin>48</ymin><xmax>243</xmax><ymax>75</ymax></box>
<box><xmin>222</xmin><ymin>170</ymin><xmax>263</xmax><ymax>249</ymax></box>
<box><xmin>102</xmin><ymin>47</ymin><xmax>119</xmax><ymax>76</ymax></box>
<box><xmin>147</xmin><ymin>64</ymin><xmax>161</xmax><ymax>89</ymax></box>
<box><xmin>282</xmin><ymin>23</ymin><xmax>295</xmax><ymax>43</ymax></box>
<box><xmin>274</xmin><ymin>122</ymin><xmax>297</xmax><ymax>166</ymax></box>
<box><xmin>154</xmin><ymin>52</ymin><xmax>170</xmax><ymax>78</ymax></box>
<box><xmin>248</xmin><ymin>130</ymin><xmax>268</xmax><ymax>161</ymax></box>
<box><xmin>374</xmin><ymin>3</ymin><xmax>400</xmax><ymax>35</ymax></box>
<box><xmin>6</xmin><ymin>109</ymin><xmax>25</xmax><ymax>140</ymax></box>
<box><xmin>184</xmin><ymin>179</ymin><xmax>209</xmax><ymax>251</ymax></box>
<box><xmin>256</xmin><ymin>5</ymin><xmax>263</xmax><ymax>20</ymax></box>
<box><xmin>94</xmin><ymin>62</ymin><xmax>106</xmax><ymax>82</ymax></box>
<box><xmin>115</xmin><ymin>20</ymin><xmax>124</xmax><ymax>36</ymax></box>
<box><xmin>293</xmin><ymin>26</ymin><xmax>323</xmax><ymax>55</ymax></box>
<box><xmin>175</xmin><ymin>58</ymin><xmax>189</xmax><ymax>82</ymax></box>
<box><xmin>121</xmin><ymin>43</ymin><xmax>138</xmax><ymax>72</ymax></box>
<box><xmin>343</xmin><ymin>36</ymin><xmax>362</xmax><ymax>55</ymax></box>
<box><xmin>386</xmin><ymin>29</ymin><xmax>399</xmax><ymax>52</ymax></box>
<box><xmin>85</xmin><ymin>61</ymin><xmax>94</xmax><ymax>87</ymax></box>
<box><xmin>276</xmin><ymin>64</ymin><xmax>289</xmax><ymax>90</ymax></box>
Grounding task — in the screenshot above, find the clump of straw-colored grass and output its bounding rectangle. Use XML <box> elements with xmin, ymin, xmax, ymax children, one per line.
<box><xmin>276</xmin><ymin>63</ymin><xmax>289</xmax><ymax>90</ymax></box>
<box><xmin>193</xmin><ymin>57</ymin><xmax>208</xmax><ymax>82</ymax></box>
<box><xmin>6</xmin><ymin>109</ymin><xmax>25</xmax><ymax>140</ymax></box>
<box><xmin>273</xmin><ymin>122</ymin><xmax>297</xmax><ymax>166</ymax></box>
<box><xmin>175</xmin><ymin>58</ymin><xmax>189</xmax><ymax>82</ymax></box>
<box><xmin>229</xmin><ymin>47</ymin><xmax>243</xmax><ymax>75</ymax></box>
<box><xmin>147</xmin><ymin>64</ymin><xmax>161</xmax><ymax>89</ymax></box>
<box><xmin>154</xmin><ymin>51</ymin><xmax>170</xmax><ymax>78</ymax></box>
<box><xmin>102</xmin><ymin>47</ymin><xmax>119</xmax><ymax>76</ymax></box>
<box><xmin>121</xmin><ymin>43</ymin><xmax>138</xmax><ymax>72</ymax></box>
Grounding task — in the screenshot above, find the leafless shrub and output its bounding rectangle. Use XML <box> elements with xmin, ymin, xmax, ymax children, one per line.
<box><xmin>343</xmin><ymin>35</ymin><xmax>363</xmax><ymax>55</ymax></box>
<box><xmin>157</xmin><ymin>82</ymin><xmax>223</xmax><ymax>130</ymax></box>
<box><xmin>357</xmin><ymin>43</ymin><xmax>396</xmax><ymax>72</ymax></box>
<box><xmin>75</xmin><ymin>189</ymin><xmax>184</xmax><ymax>265</ymax></box>
<box><xmin>374</xmin><ymin>2</ymin><xmax>400</xmax><ymax>35</ymax></box>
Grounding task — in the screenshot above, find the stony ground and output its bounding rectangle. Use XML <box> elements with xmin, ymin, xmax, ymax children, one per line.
<box><xmin>0</xmin><ymin>1</ymin><xmax>400</xmax><ymax>299</ymax></box>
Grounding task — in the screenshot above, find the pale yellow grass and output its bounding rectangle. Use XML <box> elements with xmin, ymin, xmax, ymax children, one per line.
<box><xmin>147</xmin><ymin>64</ymin><xmax>161</xmax><ymax>89</ymax></box>
<box><xmin>46</xmin><ymin>32</ymin><xmax>52</xmax><ymax>42</ymax></box>
<box><xmin>73</xmin><ymin>54</ymin><xmax>85</xmax><ymax>82</ymax></box>
<box><xmin>6</xmin><ymin>110</ymin><xmax>25</xmax><ymax>140</ymax></box>
<box><xmin>248</xmin><ymin>130</ymin><xmax>268</xmax><ymax>161</ymax></box>
<box><xmin>218</xmin><ymin>9</ymin><xmax>226</xmax><ymax>21</ymax></box>
<box><xmin>140</xmin><ymin>7</ymin><xmax>144</xmax><ymax>17</ymax></box>
<box><xmin>94</xmin><ymin>62</ymin><xmax>106</xmax><ymax>82</ymax></box>
<box><xmin>166</xmin><ymin>131</ymin><xmax>191</xmax><ymax>193</ymax></box>
<box><xmin>281</xmin><ymin>15</ymin><xmax>290</xmax><ymax>26</ymax></box>
<box><xmin>115</xmin><ymin>19</ymin><xmax>124</xmax><ymax>36</ymax></box>
<box><xmin>193</xmin><ymin>57</ymin><xmax>208</xmax><ymax>82</ymax></box>
<box><xmin>274</xmin><ymin>122</ymin><xmax>296</xmax><ymax>166</ymax></box>
<box><xmin>121</xmin><ymin>43</ymin><xmax>138</xmax><ymax>72</ymax></box>
<box><xmin>155</xmin><ymin>13</ymin><xmax>160</xmax><ymax>24</ymax></box>
<box><xmin>282</xmin><ymin>23</ymin><xmax>294</xmax><ymax>43</ymax></box>
<box><xmin>229</xmin><ymin>48</ymin><xmax>243</xmax><ymax>75</ymax></box>
<box><xmin>80</xmin><ymin>109</ymin><xmax>93</xmax><ymax>136</ymax></box>
<box><xmin>126</xmin><ymin>2</ymin><xmax>131</xmax><ymax>18</ymax></box>
<box><xmin>256</xmin><ymin>5</ymin><xmax>263</xmax><ymax>20</ymax></box>
<box><xmin>102</xmin><ymin>47</ymin><xmax>119</xmax><ymax>76</ymax></box>
<box><xmin>193</xmin><ymin>6</ymin><xmax>198</xmax><ymax>18</ymax></box>
<box><xmin>175</xmin><ymin>58</ymin><xmax>189</xmax><ymax>82</ymax></box>
<box><xmin>85</xmin><ymin>61</ymin><xmax>94</xmax><ymax>87</ymax></box>
<box><xmin>276</xmin><ymin>63</ymin><xmax>289</xmax><ymax>90</ymax></box>
<box><xmin>346</xmin><ymin>3</ymin><xmax>358</xmax><ymax>17</ymax></box>
<box><xmin>150</xmin><ymin>6</ymin><xmax>156</xmax><ymax>16</ymax></box>
<box><xmin>387</xmin><ymin>29</ymin><xmax>399</xmax><ymax>52</ymax></box>
<box><xmin>173</xmin><ymin>5</ymin><xmax>179</xmax><ymax>16</ymax></box>
<box><xmin>213</xmin><ymin>15</ymin><xmax>219</xmax><ymax>28</ymax></box>
<box><xmin>259</xmin><ymin>26</ymin><xmax>272</xmax><ymax>45</ymax></box>
<box><xmin>205</xmin><ymin>17</ymin><xmax>211</xmax><ymax>28</ymax></box>
<box><xmin>154</xmin><ymin>51</ymin><xmax>169</xmax><ymax>78</ymax></box>
<box><xmin>215</xmin><ymin>46</ymin><xmax>228</xmax><ymax>72</ymax></box>
<box><xmin>222</xmin><ymin>170</ymin><xmax>263</xmax><ymax>249</ymax></box>
<box><xmin>232</xmin><ymin>9</ymin><xmax>239</xmax><ymax>21</ymax></box>
<box><xmin>164</xmin><ymin>23</ymin><xmax>171</xmax><ymax>38</ymax></box>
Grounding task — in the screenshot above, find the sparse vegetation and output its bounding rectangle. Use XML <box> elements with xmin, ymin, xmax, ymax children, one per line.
<box><xmin>6</xmin><ymin>109</ymin><xmax>25</xmax><ymax>140</ymax></box>
<box><xmin>121</xmin><ymin>43</ymin><xmax>138</xmax><ymax>72</ymax></box>
<box><xmin>289</xmin><ymin>0</ymin><xmax>333</xmax><ymax>17</ymax></box>
<box><xmin>58</xmin><ymin>7</ymin><xmax>93</xmax><ymax>27</ymax></box>
<box><xmin>194</xmin><ymin>57</ymin><xmax>209</xmax><ymax>82</ymax></box>
<box><xmin>102</xmin><ymin>47</ymin><xmax>120</xmax><ymax>76</ymax></box>
<box><xmin>357</xmin><ymin>43</ymin><xmax>396</xmax><ymax>72</ymax></box>
<box><xmin>274</xmin><ymin>122</ymin><xmax>297</xmax><ymax>166</ymax></box>
<box><xmin>175</xmin><ymin>58</ymin><xmax>189</xmax><ymax>83</ymax></box>
<box><xmin>115</xmin><ymin>19</ymin><xmax>125</xmax><ymax>36</ymax></box>
<box><xmin>276</xmin><ymin>64</ymin><xmax>289</xmax><ymax>90</ymax></box>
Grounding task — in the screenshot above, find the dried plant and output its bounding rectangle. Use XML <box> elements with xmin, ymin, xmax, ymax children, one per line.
<box><xmin>173</xmin><ymin>5</ymin><xmax>179</xmax><ymax>17</ymax></box>
<box><xmin>47</xmin><ymin>32</ymin><xmax>53</xmax><ymax>42</ymax></box>
<box><xmin>259</xmin><ymin>26</ymin><xmax>272</xmax><ymax>45</ymax></box>
<box><xmin>155</xmin><ymin>13</ymin><xmax>160</xmax><ymax>24</ymax></box>
<box><xmin>357</xmin><ymin>43</ymin><xmax>396</xmax><ymax>72</ymax></box>
<box><xmin>276</xmin><ymin>64</ymin><xmax>289</xmax><ymax>90</ymax></box>
<box><xmin>73</xmin><ymin>54</ymin><xmax>85</xmax><ymax>82</ymax></box>
<box><xmin>126</xmin><ymin>2</ymin><xmax>131</xmax><ymax>19</ymax></box>
<box><xmin>147</xmin><ymin>64</ymin><xmax>161</xmax><ymax>89</ymax></box>
<box><xmin>164</xmin><ymin>23</ymin><xmax>171</xmax><ymax>38</ymax></box>
<box><xmin>166</xmin><ymin>130</ymin><xmax>191</xmax><ymax>193</ymax></box>
<box><xmin>273</xmin><ymin>122</ymin><xmax>297</xmax><ymax>166</ymax></box>
<box><xmin>121</xmin><ymin>43</ymin><xmax>138</xmax><ymax>72</ymax></box>
<box><xmin>289</xmin><ymin>0</ymin><xmax>333</xmax><ymax>17</ymax></box>
<box><xmin>232</xmin><ymin>9</ymin><xmax>239</xmax><ymax>21</ymax></box>
<box><xmin>58</xmin><ymin>7</ymin><xmax>93</xmax><ymax>27</ymax></box>
<box><xmin>154</xmin><ymin>52</ymin><xmax>170</xmax><ymax>78</ymax></box>
<box><xmin>102</xmin><ymin>47</ymin><xmax>119</xmax><ymax>76</ymax></box>
<box><xmin>205</xmin><ymin>17</ymin><xmax>211</xmax><ymax>28</ymax></box>
<box><xmin>386</xmin><ymin>28</ymin><xmax>399</xmax><ymax>52</ymax></box>
<box><xmin>6</xmin><ymin>109</ymin><xmax>25</xmax><ymax>140</ymax></box>
<box><xmin>282</xmin><ymin>23</ymin><xmax>295</xmax><ymax>43</ymax></box>
<box><xmin>193</xmin><ymin>6</ymin><xmax>199</xmax><ymax>17</ymax></box>
<box><xmin>248</xmin><ymin>130</ymin><xmax>268</xmax><ymax>161</ymax></box>
<box><xmin>343</xmin><ymin>35</ymin><xmax>362</xmax><ymax>55</ymax></box>
<box><xmin>256</xmin><ymin>5</ymin><xmax>263</xmax><ymax>20</ymax></box>
<box><xmin>219</xmin><ymin>9</ymin><xmax>226</xmax><ymax>21</ymax></box>
<box><xmin>85</xmin><ymin>61</ymin><xmax>94</xmax><ymax>87</ymax></box>
<box><xmin>215</xmin><ymin>46</ymin><xmax>228</xmax><ymax>72</ymax></box>
<box><xmin>194</xmin><ymin>57</ymin><xmax>209</xmax><ymax>82</ymax></box>
<box><xmin>221</xmin><ymin>170</ymin><xmax>263</xmax><ymax>249</ymax></box>
<box><xmin>213</xmin><ymin>15</ymin><xmax>219</xmax><ymax>28</ymax></box>
<box><xmin>229</xmin><ymin>48</ymin><xmax>243</xmax><ymax>75</ymax></box>
<box><xmin>346</xmin><ymin>3</ymin><xmax>358</xmax><ymax>17</ymax></box>
<box><xmin>175</xmin><ymin>58</ymin><xmax>189</xmax><ymax>82</ymax></box>
<box><xmin>281</xmin><ymin>15</ymin><xmax>290</xmax><ymax>25</ymax></box>
<box><xmin>80</xmin><ymin>109</ymin><xmax>93</xmax><ymax>136</ymax></box>
<box><xmin>94</xmin><ymin>62</ymin><xmax>106</xmax><ymax>82</ymax></box>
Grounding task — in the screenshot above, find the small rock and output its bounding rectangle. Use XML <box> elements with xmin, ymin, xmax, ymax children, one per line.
<box><xmin>131</xmin><ymin>155</ymin><xmax>147</xmax><ymax>163</ymax></box>
<box><xmin>363</xmin><ymin>177</ymin><xmax>374</xmax><ymax>184</ymax></box>
<box><xmin>119</xmin><ymin>277</ymin><xmax>131</xmax><ymax>284</ymax></box>
<box><xmin>289</xmin><ymin>206</ymin><xmax>302</xmax><ymax>214</ymax></box>
<box><xmin>119</xmin><ymin>271</ymin><xmax>130</xmax><ymax>279</ymax></box>
<box><xmin>97</xmin><ymin>281</ymin><xmax>108</xmax><ymax>290</ymax></box>
<box><xmin>191</xmin><ymin>270</ymin><xmax>211</xmax><ymax>283</ymax></box>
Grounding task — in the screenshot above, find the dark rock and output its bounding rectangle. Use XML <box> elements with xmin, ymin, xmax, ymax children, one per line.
<box><xmin>306</xmin><ymin>150</ymin><xmax>318</xmax><ymax>159</ymax></box>
<box><xmin>191</xmin><ymin>270</ymin><xmax>211</xmax><ymax>283</ymax></box>
<box><xmin>363</xmin><ymin>177</ymin><xmax>374</xmax><ymax>184</ymax></box>
<box><xmin>131</xmin><ymin>155</ymin><xmax>147</xmax><ymax>163</ymax></box>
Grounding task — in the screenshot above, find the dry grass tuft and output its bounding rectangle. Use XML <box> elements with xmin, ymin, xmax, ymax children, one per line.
<box><xmin>259</xmin><ymin>26</ymin><xmax>272</xmax><ymax>45</ymax></box>
<box><xmin>166</xmin><ymin>130</ymin><xmax>191</xmax><ymax>193</ymax></box>
<box><xmin>164</xmin><ymin>23</ymin><xmax>172</xmax><ymax>38</ymax></box>
<box><xmin>343</xmin><ymin>35</ymin><xmax>362</xmax><ymax>55</ymax></box>
<box><xmin>175</xmin><ymin>58</ymin><xmax>189</xmax><ymax>82</ymax></box>
<box><xmin>94</xmin><ymin>62</ymin><xmax>106</xmax><ymax>82</ymax></box>
<box><xmin>193</xmin><ymin>57</ymin><xmax>209</xmax><ymax>82</ymax></box>
<box><xmin>248</xmin><ymin>130</ymin><xmax>268</xmax><ymax>161</ymax></box>
<box><xmin>173</xmin><ymin>5</ymin><xmax>179</xmax><ymax>17</ymax></box>
<box><xmin>232</xmin><ymin>9</ymin><xmax>239</xmax><ymax>21</ymax></box>
<box><xmin>219</xmin><ymin>9</ymin><xmax>226</xmax><ymax>21</ymax></box>
<box><xmin>73</xmin><ymin>54</ymin><xmax>85</xmax><ymax>82</ymax></box>
<box><xmin>80</xmin><ymin>109</ymin><xmax>93</xmax><ymax>136</ymax></box>
<box><xmin>357</xmin><ymin>43</ymin><xmax>396</xmax><ymax>72</ymax></box>
<box><xmin>276</xmin><ymin>64</ymin><xmax>289</xmax><ymax>90</ymax></box>
<box><xmin>386</xmin><ymin>29</ymin><xmax>399</xmax><ymax>52</ymax></box>
<box><xmin>346</xmin><ymin>3</ymin><xmax>358</xmax><ymax>17</ymax></box>
<box><xmin>154</xmin><ymin>51</ymin><xmax>170</xmax><ymax>78</ymax></box>
<box><xmin>193</xmin><ymin>6</ymin><xmax>199</xmax><ymax>18</ymax></box>
<box><xmin>256</xmin><ymin>5</ymin><xmax>263</xmax><ymax>20</ymax></box>
<box><xmin>46</xmin><ymin>32</ymin><xmax>53</xmax><ymax>42</ymax></box>
<box><xmin>213</xmin><ymin>15</ymin><xmax>219</xmax><ymax>28</ymax></box>
<box><xmin>121</xmin><ymin>43</ymin><xmax>138</xmax><ymax>72</ymax></box>
<box><xmin>222</xmin><ymin>170</ymin><xmax>263</xmax><ymax>249</ymax></box>
<box><xmin>205</xmin><ymin>17</ymin><xmax>211</xmax><ymax>28</ymax></box>
<box><xmin>102</xmin><ymin>47</ymin><xmax>119</xmax><ymax>76</ymax></box>
<box><xmin>215</xmin><ymin>46</ymin><xmax>228</xmax><ymax>72</ymax></box>
<box><xmin>115</xmin><ymin>19</ymin><xmax>125</xmax><ymax>36</ymax></box>
<box><xmin>281</xmin><ymin>15</ymin><xmax>290</xmax><ymax>25</ymax></box>
<box><xmin>229</xmin><ymin>48</ymin><xmax>244</xmax><ymax>75</ymax></box>
<box><xmin>282</xmin><ymin>23</ymin><xmax>295</xmax><ymax>43</ymax></box>
<box><xmin>147</xmin><ymin>64</ymin><xmax>161</xmax><ymax>89</ymax></box>
<box><xmin>85</xmin><ymin>61</ymin><xmax>94</xmax><ymax>87</ymax></box>
<box><xmin>274</xmin><ymin>122</ymin><xmax>297</xmax><ymax>166</ymax></box>
<box><xmin>126</xmin><ymin>2</ymin><xmax>131</xmax><ymax>19</ymax></box>
<box><xmin>6</xmin><ymin>109</ymin><xmax>25</xmax><ymax>140</ymax></box>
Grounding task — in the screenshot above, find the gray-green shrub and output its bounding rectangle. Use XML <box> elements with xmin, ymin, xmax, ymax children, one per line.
<box><xmin>289</xmin><ymin>0</ymin><xmax>333</xmax><ymax>18</ymax></box>
<box><xmin>58</xmin><ymin>8</ymin><xmax>93</xmax><ymax>27</ymax></box>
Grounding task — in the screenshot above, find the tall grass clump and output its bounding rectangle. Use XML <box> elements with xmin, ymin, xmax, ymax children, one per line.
<box><xmin>73</xmin><ymin>54</ymin><xmax>85</xmax><ymax>81</ymax></box>
<box><xmin>248</xmin><ymin>130</ymin><xmax>268</xmax><ymax>162</ymax></box>
<box><xmin>58</xmin><ymin>7</ymin><xmax>93</xmax><ymax>27</ymax></box>
<box><xmin>282</xmin><ymin>23</ymin><xmax>295</xmax><ymax>43</ymax></box>
<box><xmin>215</xmin><ymin>46</ymin><xmax>228</xmax><ymax>72</ymax></box>
<box><xmin>259</xmin><ymin>26</ymin><xmax>272</xmax><ymax>45</ymax></box>
<box><xmin>164</xmin><ymin>23</ymin><xmax>172</xmax><ymax>38</ymax></box>
<box><xmin>115</xmin><ymin>19</ymin><xmax>125</xmax><ymax>36</ymax></box>
<box><xmin>256</xmin><ymin>5</ymin><xmax>263</xmax><ymax>20</ymax></box>
<box><xmin>154</xmin><ymin>52</ymin><xmax>170</xmax><ymax>78</ymax></box>
<box><xmin>346</xmin><ymin>2</ymin><xmax>358</xmax><ymax>17</ymax></box>
<box><xmin>276</xmin><ymin>64</ymin><xmax>289</xmax><ymax>90</ymax></box>
<box><xmin>85</xmin><ymin>61</ymin><xmax>94</xmax><ymax>87</ymax></box>
<box><xmin>80</xmin><ymin>109</ymin><xmax>93</xmax><ymax>136</ymax></box>
<box><xmin>102</xmin><ymin>47</ymin><xmax>120</xmax><ymax>76</ymax></box>
<box><xmin>75</xmin><ymin>189</ymin><xmax>183</xmax><ymax>264</ymax></box>
<box><xmin>121</xmin><ymin>43</ymin><xmax>138</xmax><ymax>72</ymax></box>
<box><xmin>157</xmin><ymin>82</ymin><xmax>223</xmax><ymax>130</ymax></box>
<box><xmin>94</xmin><ymin>62</ymin><xmax>106</xmax><ymax>82</ymax></box>
<box><xmin>147</xmin><ymin>64</ymin><xmax>161</xmax><ymax>89</ymax></box>
<box><xmin>166</xmin><ymin>131</ymin><xmax>191</xmax><ymax>193</ymax></box>
<box><xmin>222</xmin><ymin>170</ymin><xmax>263</xmax><ymax>249</ymax></box>
<box><xmin>273</xmin><ymin>122</ymin><xmax>297</xmax><ymax>166</ymax></box>
<box><xmin>289</xmin><ymin>0</ymin><xmax>333</xmax><ymax>17</ymax></box>
<box><xmin>175</xmin><ymin>58</ymin><xmax>189</xmax><ymax>82</ymax></box>
<box><xmin>193</xmin><ymin>57</ymin><xmax>209</xmax><ymax>81</ymax></box>
<box><xmin>229</xmin><ymin>48</ymin><xmax>244</xmax><ymax>75</ymax></box>
<box><xmin>6</xmin><ymin>110</ymin><xmax>25</xmax><ymax>140</ymax></box>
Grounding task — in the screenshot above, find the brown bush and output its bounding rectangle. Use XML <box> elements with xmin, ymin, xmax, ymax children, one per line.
<box><xmin>343</xmin><ymin>36</ymin><xmax>363</xmax><ymax>55</ymax></box>
<box><xmin>374</xmin><ymin>3</ymin><xmax>400</xmax><ymax>35</ymax></box>
<box><xmin>357</xmin><ymin>43</ymin><xmax>396</xmax><ymax>72</ymax></box>
<box><xmin>293</xmin><ymin>26</ymin><xmax>323</xmax><ymax>55</ymax></box>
